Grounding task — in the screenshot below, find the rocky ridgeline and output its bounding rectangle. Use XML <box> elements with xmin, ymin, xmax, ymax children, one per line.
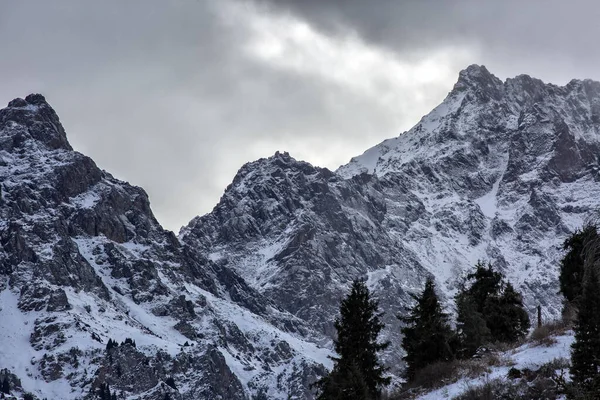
<box><xmin>0</xmin><ymin>94</ymin><xmax>328</xmax><ymax>400</ymax></box>
<box><xmin>2</xmin><ymin>65</ymin><xmax>600</xmax><ymax>399</ymax></box>
<box><xmin>181</xmin><ymin>65</ymin><xmax>600</xmax><ymax>376</ymax></box>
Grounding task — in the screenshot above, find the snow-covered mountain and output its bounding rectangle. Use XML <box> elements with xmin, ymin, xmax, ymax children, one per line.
<box><xmin>2</xmin><ymin>65</ymin><xmax>600</xmax><ymax>399</ymax></box>
<box><xmin>181</xmin><ymin>65</ymin><xmax>600</xmax><ymax>376</ymax></box>
<box><xmin>0</xmin><ymin>94</ymin><xmax>330</xmax><ymax>400</ymax></box>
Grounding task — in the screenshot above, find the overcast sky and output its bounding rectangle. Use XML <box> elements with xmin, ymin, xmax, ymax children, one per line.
<box><xmin>1</xmin><ymin>0</ymin><xmax>600</xmax><ymax>232</ymax></box>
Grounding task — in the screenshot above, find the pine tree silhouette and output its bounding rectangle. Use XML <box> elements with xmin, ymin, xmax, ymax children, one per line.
<box><xmin>400</xmin><ymin>277</ymin><xmax>454</xmax><ymax>380</ymax></box>
<box><xmin>560</xmin><ymin>225</ymin><xmax>597</xmax><ymax>304</ymax></box>
<box><xmin>315</xmin><ymin>279</ymin><xmax>389</xmax><ymax>399</ymax></box>
<box><xmin>571</xmin><ymin>265</ymin><xmax>600</xmax><ymax>394</ymax></box>
<box><xmin>487</xmin><ymin>282</ymin><xmax>530</xmax><ymax>343</ymax></box>
<box><xmin>456</xmin><ymin>262</ymin><xmax>529</xmax><ymax>348</ymax></box>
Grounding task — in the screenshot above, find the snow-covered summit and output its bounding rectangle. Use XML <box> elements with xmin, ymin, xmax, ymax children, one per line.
<box><xmin>452</xmin><ymin>64</ymin><xmax>503</xmax><ymax>96</ymax></box>
<box><xmin>338</xmin><ymin>65</ymin><xmax>600</xmax><ymax>180</ymax></box>
<box><xmin>1</xmin><ymin>93</ymin><xmax>72</xmax><ymax>151</ymax></box>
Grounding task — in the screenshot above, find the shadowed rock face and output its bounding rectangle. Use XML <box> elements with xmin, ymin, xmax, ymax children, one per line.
<box><xmin>181</xmin><ymin>152</ymin><xmax>423</xmax><ymax>370</ymax></box>
<box><xmin>0</xmin><ymin>95</ymin><xmax>328</xmax><ymax>400</ymax></box>
<box><xmin>181</xmin><ymin>65</ymin><xmax>600</xmax><ymax>375</ymax></box>
<box><xmin>3</xmin><ymin>94</ymin><xmax>72</xmax><ymax>151</ymax></box>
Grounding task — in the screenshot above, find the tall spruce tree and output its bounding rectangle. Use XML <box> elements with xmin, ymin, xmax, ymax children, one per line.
<box><xmin>560</xmin><ymin>225</ymin><xmax>598</xmax><ymax>304</ymax></box>
<box><xmin>315</xmin><ymin>279</ymin><xmax>390</xmax><ymax>400</ymax></box>
<box><xmin>456</xmin><ymin>262</ymin><xmax>529</xmax><ymax>351</ymax></box>
<box><xmin>571</xmin><ymin>265</ymin><xmax>600</xmax><ymax>395</ymax></box>
<box><xmin>455</xmin><ymin>292</ymin><xmax>490</xmax><ymax>358</ymax></box>
<box><xmin>400</xmin><ymin>277</ymin><xmax>454</xmax><ymax>380</ymax></box>
<box><xmin>485</xmin><ymin>282</ymin><xmax>530</xmax><ymax>343</ymax></box>
<box><xmin>464</xmin><ymin>262</ymin><xmax>502</xmax><ymax>308</ymax></box>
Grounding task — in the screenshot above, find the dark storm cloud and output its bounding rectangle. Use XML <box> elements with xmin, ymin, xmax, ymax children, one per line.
<box><xmin>2</xmin><ymin>0</ymin><xmax>598</xmax><ymax>231</ymax></box>
<box><xmin>3</xmin><ymin>0</ymin><xmax>449</xmax><ymax>230</ymax></box>
<box><xmin>0</xmin><ymin>0</ymin><xmax>246</xmax><ymax>230</ymax></box>
<box><xmin>255</xmin><ymin>0</ymin><xmax>600</xmax><ymax>83</ymax></box>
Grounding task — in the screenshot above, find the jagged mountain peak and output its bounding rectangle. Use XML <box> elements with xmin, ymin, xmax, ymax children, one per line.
<box><xmin>454</xmin><ymin>65</ymin><xmax>553</xmax><ymax>99</ymax></box>
<box><xmin>452</xmin><ymin>64</ymin><xmax>503</xmax><ymax>95</ymax></box>
<box><xmin>564</xmin><ymin>77</ymin><xmax>600</xmax><ymax>102</ymax></box>
<box><xmin>1</xmin><ymin>93</ymin><xmax>72</xmax><ymax>151</ymax></box>
<box><xmin>7</xmin><ymin>93</ymin><xmax>51</xmax><ymax>108</ymax></box>
<box><xmin>0</xmin><ymin>96</ymin><xmax>329</xmax><ymax>399</ymax></box>
<box><xmin>459</xmin><ymin>63</ymin><xmax>494</xmax><ymax>78</ymax></box>
<box><xmin>229</xmin><ymin>151</ymin><xmax>333</xmax><ymax>191</ymax></box>
<box><xmin>340</xmin><ymin>66</ymin><xmax>600</xmax><ymax>180</ymax></box>
<box><xmin>182</xmin><ymin>150</ymin><xmax>338</xmax><ymax>248</ymax></box>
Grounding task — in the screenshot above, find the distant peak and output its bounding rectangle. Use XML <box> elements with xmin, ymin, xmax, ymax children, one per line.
<box><xmin>2</xmin><ymin>93</ymin><xmax>72</xmax><ymax>151</ymax></box>
<box><xmin>248</xmin><ymin>151</ymin><xmax>303</xmax><ymax>171</ymax></box>
<box><xmin>272</xmin><ymin>150</ymin><xmax>292</xmax><ymax>161</ymax></box>
<box><xmin>7</xmin><ymin>93</ymin><xmax>50</xmax><ymax>109</ymax></box>
<box><xmin>25</xmin><ymin>93</ymin><xmax>49</xmax><ymax>105</ymax></box>
<box><xmin>451</xmin><ymin>64</ymin><xmax>503</xmax><ymax>100</ymax></box>
<box><xmin>460</xmin><ymin>64</ymin><xmax>492</xmax><ymax>78</ymax></box>
<box><xmin>566</xmin><ymin>78</ymin><xmax>600</xmax><ymax>94</ymax></box>
<box><xmin>456</xmin><ymin>64</ymin><xmax>501</xmax><ymax>86</ymax></box>
<box><xmin>228</xmin><ymin>151</ymin><xmax>329</xmax><ymax>191</ymax></box>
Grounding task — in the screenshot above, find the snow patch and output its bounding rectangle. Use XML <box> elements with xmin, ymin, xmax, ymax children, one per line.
<box><xmin>70</xmin><ymin>190</ymin><xmax>101</xmax><ymax>209</ymax></box>
<box><xmin>415</xmin><ymin>333</ymin><xmax>574</xmax><ymax>400</ymax></box>
<box><xmin>0</xmin><ymin>285</ymin><xmax>78</xmax><ymax>399</ymax></box>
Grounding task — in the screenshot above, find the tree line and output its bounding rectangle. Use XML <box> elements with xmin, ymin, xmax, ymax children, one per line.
<box><xmin>314</xmin><ymin>222</ymin><xmax>600</xmax><ymax>399</ymax></box>
<box><xmin>313</xmin><ymin>261</ymin><xmax>530</xmax><ymax>399</ymax></box>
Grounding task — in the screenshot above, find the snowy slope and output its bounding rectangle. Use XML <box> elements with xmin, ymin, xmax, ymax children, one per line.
<box><xmin>415</xmin><ymin>333</ymin><xmax>573</xmax><ymax>400</ymax></box>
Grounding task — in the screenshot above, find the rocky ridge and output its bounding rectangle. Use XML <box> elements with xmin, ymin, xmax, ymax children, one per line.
<box><xmin>0</xmin><ymin>94</ymin><xmax>330</xmax><ymax>400</ymax></box>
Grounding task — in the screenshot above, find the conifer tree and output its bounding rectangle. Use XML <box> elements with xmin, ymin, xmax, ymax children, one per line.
<box><xmin>400</xmin><ymin>277</ymin><xmax>454</xmax><ymax>380</ymax></box>
<box><xmin>487</xmin><ymin>282</ymin><xmax>530</xmax><ymax>343</ymax></box>
<box><xmin>456</xmin><ymin>262</ymin><xmax>529</xmax><ymax>348</ymax></box>
<box><xmin>571</xmin><ymin>265</ymin><xmax>600</xmax><ymax>395</ymax></box>
<box><xmin>316</xmin><ymin>364</ymin><xmax>370</xmax><ymax>400</ymax></box>
<box><xmin>455</xmin><ymin>292</ymin><xmax>490</xmax><ymax>358</ymax></box>
<box><xmin>560</xmin><ymin>225</ymin><xmax>598</xmax><ymax>304</ymax></box>
<box><xmin>315</xmin><ymin>279</ymin><xmax>389</xmax><ymax>399</ymax></box>
<box><xmin>464</xmin><ymin>262</ymin><xmax>502</xmax><ymax>308</ymax></box>
<box><xmin>106</xmin><ymin>339</ymin><xmax>117</xmax><ymax>352</ymax></box>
